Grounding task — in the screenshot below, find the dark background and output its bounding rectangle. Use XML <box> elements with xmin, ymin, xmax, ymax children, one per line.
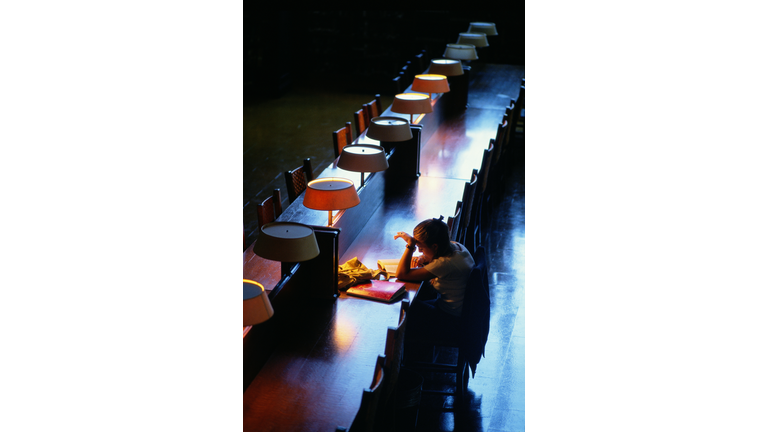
<box><xmin>244</xmin><ymin>10</ymin><xmax>525</xmax><ymax>101</ymax></box>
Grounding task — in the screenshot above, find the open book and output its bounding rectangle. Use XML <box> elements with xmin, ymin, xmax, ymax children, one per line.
<box><xmin>346</xmin><ymin>280</ymin><xmax>406</xmax><ymax>303</ymax></box>
<box><xmin>377</xmin><ymin>259</ymin><xmax>399</xmax><ymax>275</ymax></box>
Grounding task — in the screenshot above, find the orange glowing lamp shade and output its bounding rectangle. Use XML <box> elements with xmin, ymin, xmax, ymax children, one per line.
<box><xmin>243</xmin><ymin>279</ymin><xmax>274</xmax><ymax>326</ymax></box>
<box><xmin>427</xmin><ymin>59</ymin><xmax>464</xmax><ymax>77</ymax></box>
<box><xmin>391</xmin><ymin>93</ymin><xmax>433</xmax><ymax>124</ymax></box>
<box><xmin>467</xmin><ymin>22</ymin><xmax>498</xmax><ymax>36</ymax></box>
<box><xmin>303</xmin><ymin>177</ymin><xmax>360</xmax><ymax>226</ymax></box>
<box><xmin>456</xmin><ymin>32</ymin><xmax>489</xmax><ymax>48</ymax></box>
<box><xmin>411</xmin><ymin>74</ymin><xmax>450</xmax><ymax>97</ymax></box>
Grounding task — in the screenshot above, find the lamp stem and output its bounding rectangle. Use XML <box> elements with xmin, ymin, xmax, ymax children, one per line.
<box><xmin>361</xmin><ymin>172</ymin><xmax>365</xmax><ymax>186</ymax></box>
<box><xmin>328</xmin><ymin>210</ymin><xmax>333</xmax><ymax>227</ymax></box>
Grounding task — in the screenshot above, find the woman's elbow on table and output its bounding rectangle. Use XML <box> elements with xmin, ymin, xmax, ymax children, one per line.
<box><xmin>396</xmin><ymin>266</ymin><xmax>435</xmax><ymax>282</ymax></box>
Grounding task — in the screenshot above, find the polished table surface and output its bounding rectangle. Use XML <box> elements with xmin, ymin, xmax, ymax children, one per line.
<box><xmin>243</xmin><ymin>63</ymin><xmax>524</xmax><ymax>431</ymax></box>
<box><xmin>243</xmin><ymin>282</ymin><xmax>420</xmax><ymax>432</ymax></box>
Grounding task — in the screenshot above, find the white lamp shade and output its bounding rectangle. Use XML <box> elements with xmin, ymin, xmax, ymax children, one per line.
<box><xmin>366</xmin><ymin>116</ymin><xmax>413</xmax><ymax>142</ymax></box>
<box><xmin>428</xmin><ymin>59</ymin><xmax>464</xmax><ymax>76</ymax></box>
<box><xmin>244</xmin><ymin>279</ymin><xmax>274</xmax><ymax>326</ymax></box>
<box><xmin>457</xmin><ymin>32</ymin><xmax>489</xmax><ymax>48</ymax></box>
<box><xmin>444</xmin><ymin>44</ymin><xmax>479</xmax><ymax>61</ymax></box>
<box><xmin>337</xmin><ymin>144</ymin><xmax>389</xmax><ymax>173</ymax></box>
<box><xmin>468</xmin><ymin>22</ymin><xmax>498</xmax><ymax>35</ymax></box>
<box><xmin>253</xmin><ymin>222</ymin><xmax>320</xmax><ymax>262</ymax></box>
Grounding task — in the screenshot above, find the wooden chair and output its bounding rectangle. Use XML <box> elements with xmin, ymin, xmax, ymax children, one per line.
<box><xmin>447</xmin><ymin>201</ymin><xmax>462</xmax><ymax>242</ymax></box>
<box><xmin>333</xmin><ymin>122</ymin><xmax>353</xmax><ymax>158</ymax></box>
<box><xmin>413</xmin><ymin>51</ymin><xmax>427</xmax><ymax>74</ymax></box>
<box><xmin>512</xmin><ymin>81</ymin><xmax>524</xmax><ymax>136</ymax></box>
<box><xmin>363</xmin><ymin>94</ymin><xmax>382</xmax><ymax>125</ymax></box>
<box><xmin>392</xmin><ymin>75</ymin><xmax>404</xmax><ymax>95</ymax></box>
<box><xmin>255</xmin><ymin>189</ymin><xmax>283</xmax><ymax>228</ymax></box>
<box><xmin>401</xmin><ymin>62</ymin><xmax>413</xmax><ymax>87</ymax></box>
<box><xmin>487</xmin><ymin>120</ymin><xmax>509</xmax><ymax>206</ymax></box>
<box><xmin>370</xmin><ymin>94</ymin><xmax>384</xmax><ymax>118</ymax></box>
<box><xmin>378</xmin><ymin>300</ymin><xmax>409</xmax><ymax>430</ymax></box>
<box><xmin>491</xmin><ymin>121</ymin><xmax>508</xmax><ymax>168</ymax></box>
<box><xmin>348</xmin><ymin>354</ymin><xmax>386</xmax><ymax>432</ymax></box>
<box><xmin>502</xmin><ymin>106</ymin><xmax>515</xmax><ymax>167</ymax></box>
<box><xmin>471</xmin><ymin>146</ymin><xmax>494</xmax><ymax>249</ymax></box>
<box><xmin>283</xmin><ymin>158</ymin><xmax>314</xmax><ymax>203</ymax></box>
<box><xmin>353</xmin><ymin>109</ymin><xmax>367</xmax><ymax>138</ymax></box>
<box><xmin>457</xmin><ymin>172</ymin><xmax>478</xmax><ymax>252</ymax></box>
<box><xmin>354</xmin><ymin>95</ymin><xmax>383</xmax><ymax>137</ymax></box>
<box><xmin>402</xmin><ymin>246</ymin><xmax>490</xmax><ymax>408</ymax></box>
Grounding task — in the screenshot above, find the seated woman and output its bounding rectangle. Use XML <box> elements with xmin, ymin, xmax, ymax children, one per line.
<box><xmin>394</xmin><ymin>217</ymin><xmax>475</xmax><ymax>352</ymax></box>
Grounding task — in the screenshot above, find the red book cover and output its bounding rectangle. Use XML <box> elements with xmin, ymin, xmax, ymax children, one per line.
<box><xmin>346</xmin><ymin>280</ymin><xmax>406</xmax><ymax>302</ymax></box>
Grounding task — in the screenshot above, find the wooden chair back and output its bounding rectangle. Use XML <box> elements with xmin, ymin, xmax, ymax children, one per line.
<box><xmin>392</xmin><ymin>75</ymin><xmax>404</xmax><ymax>95</ymax></box>
<box><xmin>368</xmin><ymin>94</ymin><xmax>383</xmax><ymax>119</ymax></box>
<box><xmin>478</xmin><ymin>145</ymin><xmax>493</xmax><ymax>197</ymax></box>
<box><xmin>448</xmin><ymin>201</ymin><xmax>462</xmax><ymax>242</ymax></box>
<box><xmin>332</xmin><ymin>122</ymin><xmax>353</xmax><ymax>158</ymax></box>
<box><xmin>255</xmin><ymin>189</ymin><xmax>283</xmax><ymax>228</ymax></box>
<box><xmin>492</xmin><ymin>121</ymin><xmax>508</xmax><ymax>166</ymax></box>
<box><xmin>353</xmin><ymin>109</ymin><xmax>366</xmax><ymax>138</ymax></box>
<box><xmin>463</xmin><ymin>170</ymin><xmax>479</xmax><ymax>253</ymax></box>
<box><xmin>380</xmin><ymin>299</ymin><xmax>409</xmax><ymax>418</ymax></box>
<box><xmin>458</xmin><ymin>172</ymin><xmax>478</xmax><ymax>247</ymax></box>
<box><xmin>284</xmin><ymin>158</ymin><xmax>314</xmax><ymax>203</ymax></box>
<box><xmin>413</xmin><ymin>51</ymin><xmax>427</xmax><ymax>74</ymax></box>
<box><xmin>401</xmin><ymin>62</ymin><xmax>413</xmax><ymax>86</ymax></box>
<box><xmin>512</xmin><ymin>82</ymin><xmax>525</xmax><ymax>134</ymax></box>
<box><xmin>465</xmin><ymin>147</ymin><xmax>494</xmax><ymax>251</ymax></box>
<box><xmin>360</xmin><ymin>95</ymin><xmax>383</xmax><ymax>134</ymax></box>
<box><xmin>349</xmin><ymin>354</ymin><xmax>386</xmax><ymax>432</ymax></box>
<box><xmin>459</xmin><ymin>246</ymin><xmax>490</xmax><ymax>378</ymax></box>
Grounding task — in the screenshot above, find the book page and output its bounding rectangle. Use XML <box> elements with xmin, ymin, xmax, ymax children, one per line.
<box><xmin>377</xmin><ymin>259</ymin><xmax>399</xmax><ymax>274</ymax></box>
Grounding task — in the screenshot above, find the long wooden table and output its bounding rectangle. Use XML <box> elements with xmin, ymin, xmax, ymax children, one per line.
<box><xmin>243</xmin><ymin>63</ymin><xmax>524</xmax><ymax>431</ymax></box>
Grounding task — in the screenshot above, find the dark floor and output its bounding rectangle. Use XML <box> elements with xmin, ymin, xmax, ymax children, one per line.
<box><xmin>244</xmin><ymin>87</ymin><xmax>525</xmax><ymax>432</ymax></box>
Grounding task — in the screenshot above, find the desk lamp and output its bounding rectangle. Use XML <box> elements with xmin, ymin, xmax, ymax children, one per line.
<box><xmin>411</xmin><ymin>74</ymin><xmax>450</xmax><ymax>101</ymax></box>
<box><xmin>366</xmin><ymin>116</ymin><xmax>413</xmax><ymax>142</ymax></box>
<box><xmin>366</xmin><ymin>116</ymin><xmax>421</xmax><ymax>178</ymax></box>
<box><xmin>250</xmin><ymin>222</ymin><xmax>320</xmax><ymax>322</ymax></box>
<box><xmin>428</xmin><ymin>59</ymin><xmax>464</xmax><ymax>77</ymax></box>
<box><xmin>444</xmin><ymin>43</ymin><xmax>479</xmax><ymax>62</ymax></box>
<box><xmin>253</xmin><ymin>221</ymin><xmax>320</xmax><ymax>279</ymax></box>
<box><xmin>456</xmin><ymin>32</ymin><xmax>489</xmax><ymax>48</ymax></box>
<box><xmin>254</xmin><ymin>222</ymin><xmax>320</xmax><ymax>262</ymax></box>
<box><xmin>243</xmin><ymin>279</ymin><xmax>274</xmax><ymax>326</ymax></box>
<box><xmin>391</xmin><ymin>93</ymin><xmax>433</xmax><ymax>125</ymax></box>
<box><xmin>427</xmin><ymin>59</ymin><xmax>467</xmax><ymax>110</ymax></box>
<box><xmin>366</xmin><ymin>115</ymin><xmax>413</xmax><ymax>155</ymax></box>
<box><xmin>303</xmin><ymin>177</ymin><xmax>361</xmax><ymax>226</ymax></box>
<box><xmin>337</xmin><ymin>144</ymin><xmax>389</xmax><ymax>187</ymax></box>
<box><xmin>468</xmin><ymin>22</ymin><xmax>498</xmax><ymax>36</ymax></box>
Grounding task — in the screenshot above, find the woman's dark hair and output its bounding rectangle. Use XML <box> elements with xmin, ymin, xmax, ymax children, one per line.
<box><xmin>413</xmin><ymin>216</ymin><xmax>453</xmax><ymax>257</ymax></box>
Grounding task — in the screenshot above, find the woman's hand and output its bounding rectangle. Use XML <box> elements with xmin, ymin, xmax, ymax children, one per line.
<box><xmin>394</xmin><ymin>231</ymin><xmax>415</xmax><ymax>247</ymax></box>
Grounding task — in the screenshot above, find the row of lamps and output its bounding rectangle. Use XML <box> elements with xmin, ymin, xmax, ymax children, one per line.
<box><xmin>245</xmin><ymin>21</ymin><xmax>499</xmax><ymax>327</ymax></box>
